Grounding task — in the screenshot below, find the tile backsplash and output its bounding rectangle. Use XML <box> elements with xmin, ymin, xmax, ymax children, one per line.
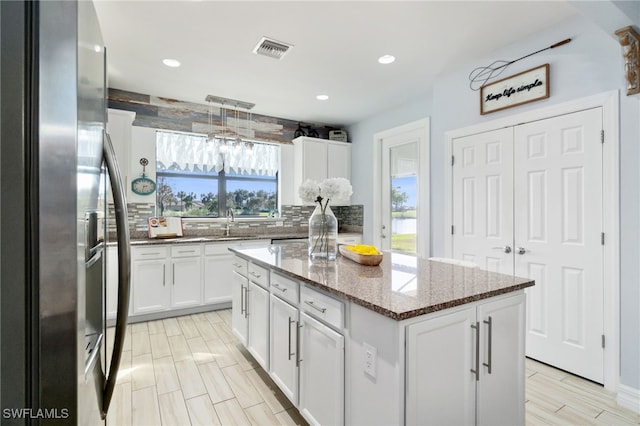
<box><xmin>108</xmin><ymin>203</ymin><xmax>363</xmax><ymax>240</ymax></box>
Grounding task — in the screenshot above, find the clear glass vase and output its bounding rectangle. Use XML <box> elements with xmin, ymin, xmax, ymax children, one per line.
<box><xmin>308</xmin><ymin>204</ymin><xmax>338</xmax><ymax>260</ymax></box>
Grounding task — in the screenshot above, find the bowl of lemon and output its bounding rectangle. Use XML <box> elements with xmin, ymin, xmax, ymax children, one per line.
<box><xmin>339</xmin><ymin>244</ymin><xmax>383</xmax><ymax>266</ymax></box>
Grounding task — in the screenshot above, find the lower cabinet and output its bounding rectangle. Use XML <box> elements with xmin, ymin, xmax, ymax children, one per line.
<box><xmin>231</xmin><ymin>270</ymin><xmax>249</xmax><ymax>346</ymax></box>
<box><xmin>203</xmin><ymin>242</ymin><xmax>234</xmax><ymax>304</ymax></box>
<box><xmin>247</xmin><ymin>281</ymin><xmax>270</xmax><ymax>370</ymax></box>
<box><xmin>269</xmin><ymin>294</ymin><xmax>299</xmax><ymax>405</ymax></box>
<box><xmin>130</xmin><ymin>244</ymin><xmax>202</xmax><ymax>315</ymax></box>
<box><xmin>299</xmin><ymin>312</ymin><xmax>345</xmax><ymax>426</ymax></box>
<box><xmin>405</xmin><ymin>293</ymin><xmax>525</xmax><ymax>426</ymax></box>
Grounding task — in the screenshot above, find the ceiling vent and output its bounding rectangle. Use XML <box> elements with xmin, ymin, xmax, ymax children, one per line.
<box><xmin>252</xmin><ymin>37</ymin><xmax>293</xmax><ymax>60</ymax></box>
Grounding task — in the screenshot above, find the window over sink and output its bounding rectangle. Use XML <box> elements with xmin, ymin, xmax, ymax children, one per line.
<box><xmin>155</xmin><ymin>130</ymin><xmax>279</xmax><ymax>218</ymax></box>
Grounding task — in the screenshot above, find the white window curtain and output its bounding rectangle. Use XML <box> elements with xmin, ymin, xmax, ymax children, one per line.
<box><xmin>156</xmin><ymin>131</ymin><xmax>279</xmax><ymax>176</ymax></box>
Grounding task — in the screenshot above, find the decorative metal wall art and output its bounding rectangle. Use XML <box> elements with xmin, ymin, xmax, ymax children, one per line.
<box><xmin>615</xmin><ymin>26</ymin><xmax>640</xmax><ymax>96</ymax></box>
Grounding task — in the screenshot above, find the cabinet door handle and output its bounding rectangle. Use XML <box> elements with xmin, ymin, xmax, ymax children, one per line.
<box><xmin>172</xmin><ymin>264</ymin><xmax>175</xmax><ymax>286</ymax></box>
<box><xmin>240</xmin><ymin>285</ymin><xmax>246</xmax><ymax>316</ymax></box>
<box><xmin>141</xmin><ymin>252</ymin><xmax>161</xmax><ymax>256</ymax></box>
<box><xmin>244</xmin><ymin>286</ymin><xmax>249</xmax><ymax>318</ymax></box>
<box><xmin>288</xmin><ymin>317</ymin><xmax>295</xmax><ymax>360</ymax></box>
<box><xmin>296</xmin><ymin>322</ymin><xmax>302</xmax><ymax>366</ymax></box>
<box><xmin>304</xmin><ymin>300</ymin><xmax>326</xmax><ymax>314</ymax></box>
<box><xmin>483</xmin><ymin>316</ymin><xmax>493</xmax><ymax>374</ymax></box>
<box><xmin>470</xmin><ymin>321</ymin><xmax>480</xmax><ymax>381</ymax></box>
<box><xmin>249</xmin><ymin>271</ymin><xmax>262</xmax><ymax>279</ymax></box>
<box><xmin>273</xmin><ymin>283</ymin><xmax>288</xmax><ymax>293</ymax></box>
<box><xmin>162</xmin><ymin>264</ymin><xmax>166</xmax><ymax>287</ymax></box>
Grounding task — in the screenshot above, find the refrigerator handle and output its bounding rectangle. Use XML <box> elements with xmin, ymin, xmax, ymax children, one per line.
<box><xmin>101</xmin><ymin>131</ymin><xmax>131</xmax><ymax>419</ymax></box>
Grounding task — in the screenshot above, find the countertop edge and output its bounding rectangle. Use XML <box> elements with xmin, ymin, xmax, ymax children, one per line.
<box><xmin>229</xmin><ymin>248</ymin><xmax>534</xmax><ymax>321</ymax></box>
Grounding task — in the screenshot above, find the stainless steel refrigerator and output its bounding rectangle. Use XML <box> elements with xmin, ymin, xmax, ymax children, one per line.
<box><xmin>1</xmin><ymin>1</ymin><xmax>131</xmax><ymax>424</ymax></box>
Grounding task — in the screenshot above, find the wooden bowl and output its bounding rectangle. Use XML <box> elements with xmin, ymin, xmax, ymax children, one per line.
<box><xmin>339</xmin><ymin>245</ymin><xmax>383</xmax><ymax>266</ymax></box>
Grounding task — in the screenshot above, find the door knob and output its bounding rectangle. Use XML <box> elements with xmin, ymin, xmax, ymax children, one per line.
<box><xmin>517</xmin><ymin>247</ymin><xmax>526</xmax><ymax>255</ymax></box>
<box><xmin>492</xmin><ymin>245</ymin><xmax>512</xmax><ymax>254</ymax></box>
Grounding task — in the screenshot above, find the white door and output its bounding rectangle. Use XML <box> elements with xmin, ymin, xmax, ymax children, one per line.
<box><xmin>452</xmin><ymin>128</ymin><xmax>514</xmax><ymax>273</ymax></box>
<box><xmin>515</xmin><ymin>109</ymin><xmax>604</xmax><ymax>382</ymax></box>
<box><xmin>451</xmin><ymin>108</ymin><xmax>604</xmax><ymax>383</ymax></box>
<box><xmin>375</xmin><ymin>119</ymin><xmax>429</xmax><ymax>256</ymax></box>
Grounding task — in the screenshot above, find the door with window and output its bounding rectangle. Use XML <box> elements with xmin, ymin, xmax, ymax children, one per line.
<box><xmin>376</xmin><ymin>119</ymin><xmax>429</xmax><ymax>256</ymax></box>
<box><xmin>452</xmin><ymin>108</ymin><xmax>604</xmax><ymax>383</ymax></box>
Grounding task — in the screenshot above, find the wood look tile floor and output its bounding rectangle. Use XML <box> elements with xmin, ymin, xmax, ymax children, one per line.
<box><xmin>107</xmin><ymin>310</ymin><xmax>639</xmax><ymax>426</ymax></box>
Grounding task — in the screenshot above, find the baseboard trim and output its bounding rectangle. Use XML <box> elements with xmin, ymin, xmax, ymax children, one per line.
<box><xmin>617</xmin><ymin>383</ymin><xmax>640</xmax><ymax>414</ymax></box>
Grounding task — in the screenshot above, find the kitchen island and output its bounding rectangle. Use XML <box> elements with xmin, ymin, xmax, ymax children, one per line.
<box><xmin>229</xmin><ymin>242</ymin><xmax>534</xmax><ymax>425</ymax></box>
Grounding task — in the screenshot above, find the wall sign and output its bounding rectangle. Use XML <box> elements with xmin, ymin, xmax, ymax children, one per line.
<box><xmin>480</xmin><ymin>64</ymin><xmax>549</xmax><ymax>115</ymax></box>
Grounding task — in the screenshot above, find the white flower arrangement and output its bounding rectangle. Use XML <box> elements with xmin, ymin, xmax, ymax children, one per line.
<box><xmin>298</xmin><ymin>178</ymin><xmax>353</xmax><ymax>204</ymax></box>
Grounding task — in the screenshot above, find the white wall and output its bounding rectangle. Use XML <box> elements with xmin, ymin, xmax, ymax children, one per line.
<box><xmin>347</xmin><ymin>14</ymin><xmax>640</xmax><ymax>392</ymax></box>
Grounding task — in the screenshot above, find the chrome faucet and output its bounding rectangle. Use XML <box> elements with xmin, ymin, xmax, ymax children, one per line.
<box><xmin>225</xmin><ymin>208</ymin><xmax>234</xmax><ymax>236</ymax></box>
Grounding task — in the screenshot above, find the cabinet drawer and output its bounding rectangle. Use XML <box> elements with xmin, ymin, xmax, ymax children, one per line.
<box><xmin>300</xmin><ymin>285</ymin><xmax>344</xmax><ymax>330</ymax></box>
<box><xmin>248</xmin><ymin>263</ymin><xmax>269</xmax><ymax>289</ymax></box>
<box><xmin>270</xmin><ymin>271</ymin><xmax>299</xmax><ymax>305</ymax></box>
<box><xmin>204</xmin><ymin>242</ymin><xmax>231</xmax><ymax>256</ymax></box>
<box><xmin>231</xmin><ymin>256</ymin><xmax>247</xmax><ymax>276</ymax></box>
<box><xmin>133</xmin><ymin>245</ymin><xmax>168</xmax><ymax>261</ymax></box>
<box><xmin>171</xmin><ymin>244</ymin><xmax>202</xmax><ymax>258</ymax></box>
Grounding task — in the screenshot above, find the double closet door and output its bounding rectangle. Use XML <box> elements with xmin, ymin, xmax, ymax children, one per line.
<box><xmin>452</xmin><ymin>108</ymin><xmax>604</xmax><ymax>383</ymax></box>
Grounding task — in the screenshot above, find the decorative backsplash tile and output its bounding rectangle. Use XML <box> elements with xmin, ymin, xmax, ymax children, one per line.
<box><xmin>107</xmin><ymin>203</ymin><xmax>363</xmax><ymax>240</ymax></box>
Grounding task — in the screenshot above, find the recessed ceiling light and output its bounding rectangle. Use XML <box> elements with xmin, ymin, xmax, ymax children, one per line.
<box><xmin>162</xmin><ymin>58</ymin><xmax>181</xmax><ymax>68</ymax></box>
<box><xmin>378</xmin><ymin>54</ymin><xmax>396</xmax><ymax>65</ymax></box>
<box><xmin>316</xmin><ymin>94</ymin><xmax>329</xmax><ymax>101</ymax></box>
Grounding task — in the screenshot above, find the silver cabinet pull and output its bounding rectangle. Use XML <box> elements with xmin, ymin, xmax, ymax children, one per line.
<box><xmin>470</xmin><ymin>321</ymin><xmax>480</xmax><ymax>381</ymax></box>
<box><xmin>483</xmin><ymin>316</ymin><xmax>493</xmax><ymax>374</ymax></box>
<box><xmin>304</xmin><ymin>300</ymin><xmax>326</xmax><ymax>314</ymax></box>
<box><xmin>240</xmin><ymin>285</ymin><xmax>246</xmax><ymax>316</ymax></box>
<box><xmin>244</xmin><ymin>286</ymin><xmax>249</xmax><ymax>318</ymax></box>
<box><xmin>296</xmin><ymin>322</ymin><xmax>303</xmax><ymax>366</ymax></box>
<box><xmin>272</xmin><ymin>283</ymin><xmax>288</xmax><ymax>293</ymax></box>
<box><xmin>178</xmin><ymin>250</ymin><xmax>196</xmax><ymax>254</ymax></box>
<box><xmin>172</xmin><ymin>264</ymin><xmax>175</xmax><ymax>285</ymax></box>
<box><xmin>232</xmin><ymin>262</ymin><xmax>243</xmax><ymax>268</ymax></box>
<box><xmin>141</xmin><ymin>252</ymin><xmax>161</xmax><ymax>256</ymax></box>
<box><xmin>249</xmin><ymin>271</ymin><xmax>262</xmax><ymax>279</ymax></box>
<box><xmin>162</xmin><ymin>264</ymin><xmax>166</xmax><ymax>287</ymax></box>
<box><xmin>492</xmin><ymin>245</ymin><xmax>512</xmax><ymax>254</ymax></box>
<box><xmin>517</xmin><ymin>247</ymin><xmax>527</xmax><ymax>255</ymax></box>
<box><xmin>288</xmin><ymin>317</ymin><xmax>295</xmax><ymax>360</ymax></box>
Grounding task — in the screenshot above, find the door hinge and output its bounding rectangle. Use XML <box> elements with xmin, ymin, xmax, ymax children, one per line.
<box><xmin>600</xmin><ymin>130</ymin><xmax>604</xmax><ymax>144</ymax></box>
<box><xmin>601</xmin><ymin>232</ymin><xmax>605</xmax><ymax>245</ymax></box>
<box><xmin>602</xmin><ymin>334</ymin><xmax>605</xmax><ymax>349</ymax></box>
<box><xmin>451</xmin><ymin>155</ymin><xmax>455</xmax><ymax>166</ymax></box>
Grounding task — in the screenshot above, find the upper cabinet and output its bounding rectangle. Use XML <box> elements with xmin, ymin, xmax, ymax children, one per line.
<box><xmin>106</xmin><ymin>108</ymin><xmax>135</xmax><ymax>200</ymax></box>
<box><xmin>281</xmin><ymin>136</ymin><xmax>351</xmax><ymax>205</ymax></box>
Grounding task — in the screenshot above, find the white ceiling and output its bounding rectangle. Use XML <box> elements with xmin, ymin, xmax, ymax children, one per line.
<box><xmin>94</xmin><ymin>1</ymin><xmax>578</xmax><ymax>126</ymax></box>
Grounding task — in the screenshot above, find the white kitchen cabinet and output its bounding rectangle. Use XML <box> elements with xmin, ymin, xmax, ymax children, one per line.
<box><xmin>287</xmin><ymin>136</ymin><xmax>351</xmax><ymax>205</ymax></box>
<box><xmin>476</xmin><ymin>294</ymin><xmax>526</xmax><ymax>426</ymax></box>
<box><xmin>269</xmin><ymin>294</ymin><xmax>299</xmax><ymax>405</ymax></box>
<box><xmin>247</xmin><ymin>281</ymin><xmax>270</xmax><ymax>370</ymax></box>
<box><xmin>131</xmin><ymin>246</ymin><xmax>170</xmax><ymax>314</ymax></box>
<box><xmin>170</xmin><ymin>245</ymin><xmax>202</xmax><ymax>308</ymax></box>
<box><xmin>405</xmin><ymin>293</ymin><xmax>525</xmax><ymax>426</ymax></box>
<box><xmin>231</xmin><ymin>269</ymin><xmax>249</xmax><ymax>346</ymax></box>
<box><xmin>299</xmin><ymin>311</ymin><xmax>345</xmax><ymax>426</ymax></box>
<box><xmin>106</xmin><ymin>108</ymin><xmax>135</xmax><ymax>200</ymax></box>
<box><xmin>405</xmin><ymin>305</ymin><xmax>476</xmax><ymax>425</ymax></box>
<box><xmin>203</xmin><ymin>242</ymin><xmax>234</xmax><ymax>304</ymax></box>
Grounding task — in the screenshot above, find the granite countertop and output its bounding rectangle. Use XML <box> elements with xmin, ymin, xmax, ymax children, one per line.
<box><xmin>230</xmin><ymin>242</ymin><xmax>535</xmax><ymax>321</ymax></box>
<box><xmin>109</xmin><ymin>234</ymin><xmax>308</xmax><ymax>246</ymax></box>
